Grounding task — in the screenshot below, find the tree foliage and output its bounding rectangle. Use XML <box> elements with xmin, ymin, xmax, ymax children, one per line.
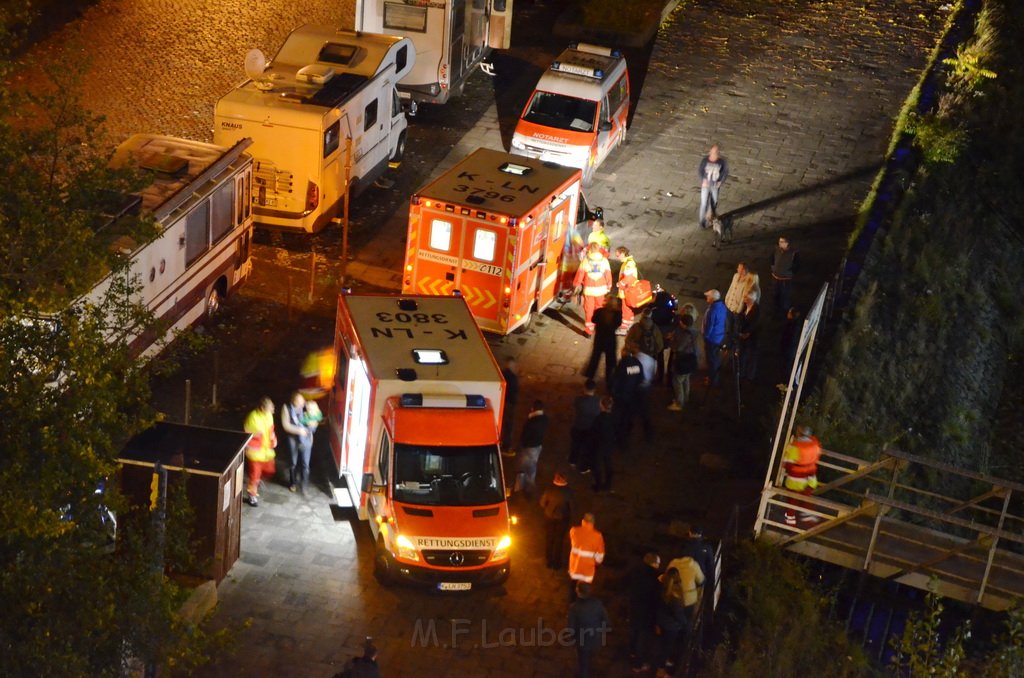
<box><xmin>0</xmin><ymin>11</ymin><xmax>222</xmax><ymax>675</ymax></box>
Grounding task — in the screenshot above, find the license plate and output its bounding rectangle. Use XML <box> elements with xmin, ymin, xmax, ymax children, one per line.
<box><xmin>438</xmin><ymin>582</ymin><xmax>472</xmax><ymax>591</ymax></box>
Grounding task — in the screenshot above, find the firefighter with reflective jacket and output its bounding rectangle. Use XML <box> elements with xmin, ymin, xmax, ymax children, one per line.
<box><xmin>574</xmin><ymin>243</ymin><xmax>612</xmax><ymax>335</ymax></box>
<box><xmin>243</xmin><ymin>397</ymin><xmax>278</xmax><ymax>507</ymax></box>
<box><xmin>782</xmin><ymin>425</ymin><xmax>822</xmax><ymax>526</ymax></box>
<box><xmin>568</xmin><ymin>512</ymin><xmax>606</xmax><ymax>600</ymax></box>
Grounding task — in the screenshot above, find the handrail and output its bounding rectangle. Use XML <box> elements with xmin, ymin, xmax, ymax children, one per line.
<box><xmin>883</xmin><ymin>448</ymin><xmax>1024</xmax><ymax>493</ymax></box>
<box><xmin>866</xmin><ymin>492</ymin><xmax>1024</xmax><ymax>546</ymax></box>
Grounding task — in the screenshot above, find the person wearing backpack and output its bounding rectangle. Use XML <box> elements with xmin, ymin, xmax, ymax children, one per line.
<box><xmin>668</xmin><ymin>313</ymin><xmax>699</xmax><ymax>411</ymax></box>
<box><xmin>626</xmin><ymin>309</ymin><xmax>664</xmax><ymax>362</ymax></box>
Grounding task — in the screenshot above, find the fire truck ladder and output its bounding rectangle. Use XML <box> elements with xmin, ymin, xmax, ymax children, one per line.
<box><xmin>754</xmin><ymin>447</ymin><xmax>1024</xmax><ymax>611</ymax></box>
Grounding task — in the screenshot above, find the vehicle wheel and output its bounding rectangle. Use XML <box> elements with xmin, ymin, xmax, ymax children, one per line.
<box><xmin>205</xmin><ymin>285</ymin><xmax>221</xmax><ymax>318</ymax></box>
<box><xmin>390</xmin><ymin>132</ymin><xmax>406</xmax><ymax>164</ymax></box>
<box><xmin>374</xmin><ymin>536</ymin><xmax>395</xmax><ymax>586</ymax></box>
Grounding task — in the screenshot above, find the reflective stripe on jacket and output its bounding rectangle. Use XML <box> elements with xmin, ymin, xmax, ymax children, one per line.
<box><xmin>568</xmin><ymin>523</ymin><xmax>606</xmax><ymax>582</ymax></box>
<box><xmin>574</xmin><ymin>255</ymin><xmax>612</xmax><ymax>297</ymax></box>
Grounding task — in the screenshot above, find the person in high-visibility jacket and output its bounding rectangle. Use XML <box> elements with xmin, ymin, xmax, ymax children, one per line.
<box><xmin>782</xmin><ymin>425</ymin><xmax>822</xmax><ymax>526</ymax></box>
<box><xmin>615</xmin><ymin>246</ymin><xmax>649</xmax><ymax>331</ymax></box>
<box><xmin>587</xmin><ymin>219</ymin><xmax>611</xmax><ymax>258</ymax></box>
<box><xmin>568</xmin><ymin>512</ymin><xmax>606</xmax><ymax>599</ymax></box>
<box><xmin>573</xmin><ymin>243</ymin><xmax>612</xmax><ymax>335</ymax></box>
<box><xmin>243</xmin><ymin>397</ymin><xmax>277</xmax><ymax>507</ymax></box>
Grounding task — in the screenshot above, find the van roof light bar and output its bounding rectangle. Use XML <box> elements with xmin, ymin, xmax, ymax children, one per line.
<box><xmin>550</xmin><ymin>61</ymin><xmax>604</xmax><ymax>79</ymax></box>
<box><xmin>573</xmin><ymin>43</ymin><xmax>621</xmax><ymax>58</ymax></box>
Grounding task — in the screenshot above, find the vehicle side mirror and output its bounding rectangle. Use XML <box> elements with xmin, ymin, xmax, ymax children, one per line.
<box><xmin>599</xmin><ymin>120</ymin><xmax>613</xmax><ymax>132</ymax></box>
<box><xmin>361</xmin><ymin>472</ymin><xmax>375</xmax><ymax>493</ymax></box>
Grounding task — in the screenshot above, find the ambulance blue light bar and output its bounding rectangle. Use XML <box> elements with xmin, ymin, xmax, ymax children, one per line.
<box><xmin>571</xmin><ymin>43</ymin><xmax>622</xmax><ymax>58</ymax></box>
<box><xmin>400</xmin><ymin>394</ymin><xmax>487</xmax><ymax>408</ymax></box>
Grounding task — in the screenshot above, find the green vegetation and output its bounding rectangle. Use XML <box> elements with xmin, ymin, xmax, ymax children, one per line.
<box><xmin>0</xmin><ymin>11</ymin><xmax>225</xmax><ymax>675</ymax></box>
<box><xmin>702</xmin><ymin>542</ymin><xmax>869</xmax><ymax>678</ymax></box>
<box><xmin>803</xmin><ymin>0</ymin><xmax>1024</xmax><ymax>487</ymax></box>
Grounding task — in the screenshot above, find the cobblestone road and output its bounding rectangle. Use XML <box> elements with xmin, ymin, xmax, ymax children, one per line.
<box><xmin>21</xmin><ymin>0</ymin><xmax>946</xmax><ymax>674</ymax></box>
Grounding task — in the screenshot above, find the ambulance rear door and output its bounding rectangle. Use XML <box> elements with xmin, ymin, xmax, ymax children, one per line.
<box><xmin>457</xmin><ymin>217</ymin><xmax>508</xmax><ymax>332</ymax></box>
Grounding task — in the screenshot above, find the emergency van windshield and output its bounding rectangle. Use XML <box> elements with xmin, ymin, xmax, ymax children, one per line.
<box><xmin>392</xmin><ymin>444</ymin><xmax>504</xmax><ymax>506</ymax></box>
<box><xmin>522</xmin><ymin>92</ymin><xmax>597</xmax><ymax>133</ymax></box>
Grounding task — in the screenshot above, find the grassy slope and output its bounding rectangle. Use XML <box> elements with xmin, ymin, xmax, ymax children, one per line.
<box><xmin>803</xmin><ymin>0</ymin><xmax>1024</xmax><ymax>486</ymax></box>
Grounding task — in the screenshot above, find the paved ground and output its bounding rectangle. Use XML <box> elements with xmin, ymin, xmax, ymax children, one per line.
<box><xmin>20</xmin><ymin>0</ymin><xmax>946</xmax><ymax>674</ymax></box>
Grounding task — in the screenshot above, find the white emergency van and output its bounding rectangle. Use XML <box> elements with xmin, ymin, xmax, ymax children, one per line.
<box><xmin>214</xmin><ymin>26</ymin><xmax>414</xmax><ymax>233</ymax></box>
<box><xmin>354</xmin><ymin>0</ymin><xmax>513</xmax><ymax>110</ymax></box>
<box><xmin>511</xmin><ymin>43</ymin><xmax>630</xmax><ymax>185</ymax></box>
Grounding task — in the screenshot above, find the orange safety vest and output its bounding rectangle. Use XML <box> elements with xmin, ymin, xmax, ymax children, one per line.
<box><xmin>574</xmin><ymin>253</ymin><xmax>611</xmax><ymax>297</ymax></box>
<box><xmin>568</xmin><ymin>523</ymin><xmax>606</xmax><ymax>582</ymax></box>
<box><xmin>244</xmin><ymin>409</ymin><xmax>277</xmax><ymax>462</ymax></box>
<box><xmin>783</xmin><ymin>435</ymin><xmax>820</xmax><ymax>490</ymax></box>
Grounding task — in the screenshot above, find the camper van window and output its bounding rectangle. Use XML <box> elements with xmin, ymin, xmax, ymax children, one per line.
<box><xmin>473</xmin><ymin>229</ymin><xmax>497</xmax><ymax>262</ymax></box>
<box><xmin>211</xmin><ymin>181</ymin><xmax>234</xmax><ymax>245</ymax></box>
<box><xmin>185</xmin><ymin>205</ymin><xmax>210</xmax><ymax>267</ymax></box>
<box><xmin>453</xmin><ymin>0</ymin><xmax>466</xmax><ymax>32</ymax></box>
<box><xmin>429</xmin><ymin>219</ymin><xmax>452</xmax><ymax>252</ymax></box>
<box><xmin>522</xmin><ymin>92</ymin><xmax>597</xmax><ymax>133</ymax></box>
<box><xmin>384</xmin><ymin>3</ymin><xmax>427</xmax><ymax>32</ymax></box>
<box><xmin>396</xmin><ymin>45</ymin><xmax>409</xmax><ymax>73</ymax></box>
<box><xmin>364</xmin><ymin>100</ymin><xmax>378</xmax><ymax>132</ymax></box>
<box><xmin>318</xmin><ymin>43</ymin><xmax>358</xmax><ymax>66</ymax></box>
<box><xmin>324</xmin><ymin>121</ymin><xmax>341</xmax><ymax>158</ymax></box>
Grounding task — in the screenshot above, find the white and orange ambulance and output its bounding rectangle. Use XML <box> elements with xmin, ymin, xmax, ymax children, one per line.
<box><xmin>402</xmin><ymin>148</ymin><xmax>598</xmax><ymax>334</ymax></box>
<box><xmin>510</xmin><ymin>43</ymin><xmax>629</xmax><ymax>185</ymax></box>
<box><xmin>328</xmin><ymin>293</ymin><xmax>512</xmax><ymax>589</ymax></box>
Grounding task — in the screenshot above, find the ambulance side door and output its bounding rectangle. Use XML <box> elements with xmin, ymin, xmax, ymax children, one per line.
<box><xmin>536</xmin><ymin>195</ymin><xmax>571</xmax><ymax>310</ymax></box>
<box><xmin>369</xmin><ymin>431</ymin><xmax>391</xmax><ymax>527</ymax></box>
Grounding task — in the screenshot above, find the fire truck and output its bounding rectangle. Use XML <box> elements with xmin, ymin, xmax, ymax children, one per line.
<box><xmin>328</xmin><ymin>293</ymin><xmax>511</xmax><ymax>588</ymax></box>
<box><xmin>401</xmin><ymin>148</ymin><xmax>598</xmax><ymax>334</ymax></box>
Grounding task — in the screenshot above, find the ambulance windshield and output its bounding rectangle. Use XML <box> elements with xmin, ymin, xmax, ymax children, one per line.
<box><xmin>522</xmin><ymin>92</ymin><xmax>597</xmax><ymax>133</ymax></box>
<box><xmin>392</xmin><ymin>444</ymin><xmax>504</xmax><ymax>506</ymax></box>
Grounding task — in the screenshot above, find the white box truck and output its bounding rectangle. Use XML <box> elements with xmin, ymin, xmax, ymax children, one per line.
<box><xmin>328</xmin><ymin>293</ymin><xmax>512</xmax><ymax>588</ymax></box>
<box><xmin>354</xmin><ymin>0</ymin><xmax>513</xmax><ymax>110</ymax></box>
<box><xmin>214</xmin><ymin>26</ymin><xmax>414</xmax><ymax>233</ymax></box>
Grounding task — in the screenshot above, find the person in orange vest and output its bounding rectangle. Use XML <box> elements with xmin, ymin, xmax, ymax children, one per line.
<box><xmin>573</xmin><ymin>243</ymin><xmax>612</xmax><ymax>335</ymax></box>
<box><xmin>243</xmin><ymin>397</ymin><xmax>278</xmax><ymax>507</ymax></box>
<box><xmin>568</xmin><ymin>512</ymin><xmax>606</xmax><ymax>601</ymax></box>
<box><xmin>782</xmin><ymin>425</ymin><xmax>822</xmax><ymax>526</ymax></box>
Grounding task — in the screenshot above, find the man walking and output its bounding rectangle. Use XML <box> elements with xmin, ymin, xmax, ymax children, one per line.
<box><xmin>568</xmin><ymin>513</ymin><xmax>606</xmax><ymax>599</ymax></box>
<box><xmin>569</xmin><ymin>379</ymin><xmax>601</xmax><ymax>471</ymax></box>
<box><xmin>280</xmin><ymin>391</ymin><xmax>313</xmax><ymax>494</ymax></box>
<box><xmin>770</xmin><ymin>235</ymin><xmax>800</xmax><ymax>316</ymax></box>
<box><xmin>697</xmin><ymin>144</ymin><xmax>729</xmax><ymax>229</ymax></box>
<box><xmin>568</xmin><ymin>582</ymin><xmax>610</xmax><ymax>678</ymax></box>
<box><xmin>500</xmin><ymin>356</ymin><xmax>519</xmax><ymax>454</ymax></box>
<box><xmin>514</xmin><ymin>400</ymin><xmax>549</xmax><ymax>498</ymax></box>
<box><xmin>737</xmin><ymin>291</ymin><xmax>760</xmax><ymax>381</ymax></box>
<box><xmin>243</xmin><ymin>397</ymin><xmax>277</xmax><ymax>507</ymax></box>
<box><xmin>702</xmin><ymin>290</ymin><xmax>728</xmax><ymax>387</ymax></box>
<box><xmin>612</xmin><ymin>343</ymin><xmax>645</xmax><ymax>445</ymax></box>
<box><xmin>590</xmin><ymin>396</ymin><xmax>616</xmax><ymax>491</ymax></box>
<box><xmin>627</xmin><ymin>552</ymin><xmax>662</xmax><ymax>672</ymax></box>
<box><xmin>539</xmin><ymin>472</ymin><xmax>575</xmax><ymax>569</ymax></box>
<box><xmin>583</xmin><ymin>295</ymin><xmax>621</xmax><ymax>386</ymax></box>
<box><xmin>782</xmin><ymin>425</ymin><xmax>822</xmax><ymax>526</ymax></box>
<box><xmin>574</xmin><ymin>243</ymin><xmax>613</xmax><ymax>335</ymax></box>
<box><xmin>668</xmin><ymin>313</ymin><xmax>699</xmax><ymax>411</ymax></box>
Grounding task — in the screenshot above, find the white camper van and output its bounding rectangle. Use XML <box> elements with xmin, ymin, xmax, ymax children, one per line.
<box><xmin>354</xmin><ymin>0</ymin><xmax>513</xmax><ymax>110</ymax></box>
<box><xmin>92</xmin><ymin>134</ymin><xmax>254</xmax><ymax>359</ymax></box>
<box><xmin>214</xmin><ymin>26</ymin><xmax>414</xmax><ymax>233</ymax></box>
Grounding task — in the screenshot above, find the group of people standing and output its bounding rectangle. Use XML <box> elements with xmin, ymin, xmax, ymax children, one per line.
<box><xmin>241</xmin><ymin>391</ymin><xmax>323</xmax><ymax>506</ymax></box>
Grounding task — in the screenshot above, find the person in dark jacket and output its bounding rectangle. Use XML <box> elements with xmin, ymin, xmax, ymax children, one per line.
<box><xmin>514</xmin><ymin>400</ymin><xmax>549</xmax><ymax>497</ymax></box>
<box><xmin>656</xmin><ymin>568</ymin><xmax>691</xmax><ymax>673</ymax></box>
<box><xmin>680</xmin><ymin>525</ymin><xmax>716</xmax><ymax>649</ymax></box>
<box><xmin>569</xmin><ymin>379</ymin><xmax>601</xmax><ymax>471</ymax></box>
<box><xmin>590</xmin><ymin>396</ymin><xmax>616</xmax><ymax>491</ymax></box>
<box><xmin>697</xmin><ymin>144</ymin><xmax>729</xmax><ymax>229</ymax></box>
<box><xmin>333</xmin><ymin>637</ymin><xmax>381</xmax><ymax>678</ymax></box>
<box><xmin>539</xmin><ymin>472</ymin><xmax>575</xmax><ymax>569</ymax></box>
<box><xmin>612</xmin><ymin>343</ymin><xmax>644</xmax><ymax>445</ymax></box>
<box><xmin>584</xmin><ymin>294</ymin><xmax>622</xmax><ymax>387</ymax></box>
<box><xmin>568</xmin><ymin>582</ymin><xmax>611</xmax><ymax>678</ymax></box>
<box><xmin>769</xmin><ymin>235</ymin><xmax>800</xmax><ymax>317</ymax></box>
<box><xmin>779</xmin><ymin>306</ymin><xmax>803</xmax><ymax>386</ymax></box>
<box><xmin>627</xmin><ymin>552</ymin><xmax>662</xmax><ymax>672</ymax></box>
<box><xmin>500</xmin><ymin>356</ymin><xmax>519</xmax><ymax>454</ymax></box>
<box><xmin>737</xmin><ymin>292</ymin><xmax>760</xmax><ymax>381</ymax></box>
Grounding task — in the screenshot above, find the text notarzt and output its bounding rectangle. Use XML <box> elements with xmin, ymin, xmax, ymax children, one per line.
<box><xmin>411</xmin><ymin>618</ymin><xmax>611</xmax><ymax>649</ymax></box>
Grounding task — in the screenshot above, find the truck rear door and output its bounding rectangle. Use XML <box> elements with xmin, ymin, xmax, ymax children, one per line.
<box><xmin>457</xmin><ymin>218</ymin><xmax>507</xmax><ymax>330</ymax></box>
<box><xmin>535</xmin><ymin>193</ymin><xmax>573</xmax><ymax>310</ymax></box>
